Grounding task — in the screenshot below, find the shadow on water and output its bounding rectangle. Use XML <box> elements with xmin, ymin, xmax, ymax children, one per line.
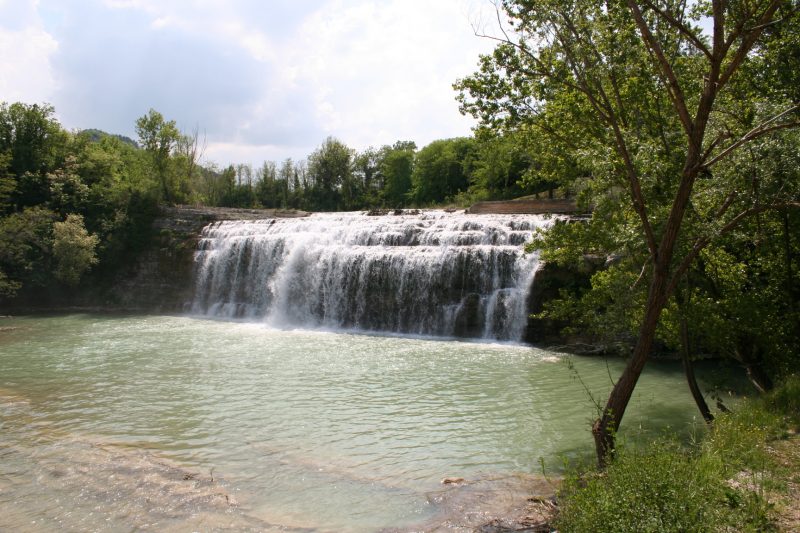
<box><xmin>544</xmin><ymin>356</ymin><xmax>757</xmax><ymax>470</ymax></box>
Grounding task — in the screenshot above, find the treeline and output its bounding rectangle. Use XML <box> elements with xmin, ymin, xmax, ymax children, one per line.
<box><xmin>157</xmin><ymin>123</ymin><xmax>558</xmax><ymax>212</ymax></box>
<box><xmin>0</xmin><ymin>101</ymin><xmax>558</xmax><ymax>300</ymax></box>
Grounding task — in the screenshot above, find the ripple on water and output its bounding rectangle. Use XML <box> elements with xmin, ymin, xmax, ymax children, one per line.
<box><xmin>0</xmin><ymin>314</ymin><xmax>707</xmax><ymax>531</ymax></box>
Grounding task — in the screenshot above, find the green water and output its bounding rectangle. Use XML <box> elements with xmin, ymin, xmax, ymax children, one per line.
<box><xmin>0</xmin><ymin>314</ymin><xmax>707</xmax><ymax>531</ymax></box>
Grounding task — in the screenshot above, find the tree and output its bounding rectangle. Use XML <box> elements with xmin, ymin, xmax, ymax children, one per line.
<box><xmin>218</xmin><ymin>165</ymin><xmax>237</xmax><ymax>207</ymax></box>
<box><xmin>175</xmin><ymin>126</ymin><xmax>205</xmax><ymax>203</ymax></box>
<box><xmin>0</xmin><ymin>102</ymin><xmax>68</xmax><ymax>209</ymax></box>
<box><xmin>307</xmin><ymin>136</ymin><xmax>354</xmax><ymax>211</ymax></box>
<box><xmin>410</xmin><ymin>138</ymin><xmax>477</xmax><ymax>205</ymax></box>
<box><xmin>353</xmin><ymin>147</ymin><xmax>381</xmax><ymax>206</ymax></box>
<box><xmin>255</xmin><ymin>160</ymin><xmax>281</xmax><ymax>208</ymax></box>
<box><xmin>0</xmin><ymin>207</ymin><xmax>56</xmax><ymax>296</ymax></box>
<box><xmin>470</xmin><ymin>128</ymin><xmax>560</xmax><ymax>201</ymax></box>
<box><xmin>379</xmin><ymin>141</ymin><xmax>416</xmax><ymax>207</ymax></box>
<box><xmin>0</xmin><ymin>152</ymin><xmax>16</xmax><ymax>214</ymax></box>
<box><xmin>457</xmin><ymin>0</ymin><xmax>800</xmax><ymax>465</ymax></box>
<box><xmin>135</xmin><ymin>109</ymin><xmax>182</xmax><ymax>203</ymax></box>
<box><xmin>52</xmin><ymin>214</ymin><xmax>98</xmax><ymax>286</ymax></box>
<box><xmin>278</xmin><ymin>158</ymin><xmax>295</xmax><ymax>207</ymax></box>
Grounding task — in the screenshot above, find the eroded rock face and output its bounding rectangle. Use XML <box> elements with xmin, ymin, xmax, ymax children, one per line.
<box><xmin>524</xmin><ymin>257</ymin><xmax>603</xmax><ymax>349</ymax></box>
<box><xmin>102</xmin><ymin>206</ymin><xmax>309</xmax><ymax>312</ymax></box>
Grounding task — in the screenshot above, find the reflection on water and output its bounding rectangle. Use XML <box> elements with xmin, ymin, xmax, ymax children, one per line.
<box><xmin>0</xmin><ymin>314</ymin><xmax>707</xmax><ymax>531</ymax></box>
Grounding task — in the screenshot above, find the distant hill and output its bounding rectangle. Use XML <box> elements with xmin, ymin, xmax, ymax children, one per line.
<box><xmin>80</xmin><ymin>128</ymin><xmax>139</xmax><ymax>148</ymax></box>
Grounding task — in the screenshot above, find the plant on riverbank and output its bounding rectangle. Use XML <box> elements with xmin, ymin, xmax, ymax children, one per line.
<box><xmin>556</xmin><ymin>376</ymin><xmax>800</xmax><ymax>532</ymax></box>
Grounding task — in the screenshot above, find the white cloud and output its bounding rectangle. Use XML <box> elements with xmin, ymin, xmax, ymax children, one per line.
<box><xmin>2</xmin><ymin>0</ymin><xmax>501</xmax><ymax>166</ymax></box>
<box><xmin>275</xmin><ymin>0</ymin><xmax>497</xmax><ymax>152</ymax></box>
<box><xmin>0</xmin><ymin>1</ymin><xmax>59</xmax><ymax>104</ymax></box>
<box><xmin>204</xmin><ymin>141</ymin><xmax>310</xmax><ymax>169</ymax></box>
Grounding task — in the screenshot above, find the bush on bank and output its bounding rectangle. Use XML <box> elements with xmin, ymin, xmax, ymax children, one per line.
<box><xmin>556</xmin><ymin>375</ymin><xmax>800</xmax><ymax>533</ymax></box>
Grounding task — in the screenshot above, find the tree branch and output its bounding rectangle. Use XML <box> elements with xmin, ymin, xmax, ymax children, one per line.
<box><xmin>667</xmin><ymin>201</ymin><xmax>800</xmax><ymax>296</ymax></box>
<box><xmin>700</xmin><ymin>132</ymin><xmax>728</xmax><ymax>162</ymax></box>
<box><xmin>717</xmin><ymin>0</ymin><xmax>784</xmax><ymax>89</ymax></box>
<box><xmin>713</xmin><ymin>189</ymin><xmax>738</xmax><ymax>220</ymax></box>
<box><xmin>630</xmin><ymin>257</ymin><xmax>651</xmax><ymax>290</ymax></box>
<box><xmin>627</xmin><ymin>1</ymin><xmax>694</xmax><ymax>136</ymax></box>
<box><xmin>640</xmin><ymin>0</ymin><xmax>712</xmax><ymax>60</ymax></box>
<box><xmin>703</xmin><ymin>104</ymin><xmax>800</xmax><ymax>168</ymax></box>
<box><xmin>470</xmin><ymin>16</ymin><xmax>587</xmax><ymax>98</ymax></box>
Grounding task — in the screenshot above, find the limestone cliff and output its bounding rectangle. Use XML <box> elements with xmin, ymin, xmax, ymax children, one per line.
<box><xmin>86</xmin><ymin>206</ymin><xmax>308</xmax><ymax>312</ymax></box>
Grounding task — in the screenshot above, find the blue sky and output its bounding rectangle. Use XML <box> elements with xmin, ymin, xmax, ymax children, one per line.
<box><xmin>0</xmin><ymin>0</ymin><xmax>499</xmax><ymax>166</ymax></box>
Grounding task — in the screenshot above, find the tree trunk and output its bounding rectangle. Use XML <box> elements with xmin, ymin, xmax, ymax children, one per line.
<box><xmin>676</xmin><ymin>284</ymin><xmax>714</xmax><ymax>423</ymax></box>
<box><xmin>592</xmin><ymin>270</ymin><xmax>669</xmax><ymax>467</ymax></box>
<box><xmin>680</xmin><ymin>313</ymin><xmax>714</xmax><ymax>423</ymax></box>
<box><xmin>736</xmin><ymin>336</ymin><xmax>774</xmax><ymax>393</ymax></box>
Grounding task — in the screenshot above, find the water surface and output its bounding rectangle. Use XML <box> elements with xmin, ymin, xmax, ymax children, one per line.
<box><xmin>0</xmin><ymin>314</ymin><xmax>706</xmax><ymax>531</ymax></box>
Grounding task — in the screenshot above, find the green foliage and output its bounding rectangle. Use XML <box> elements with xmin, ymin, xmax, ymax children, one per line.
<box><xmin>557</xmin><ymin>443</ymin><xmax>729</xmax><ymax>533</ymax></box>
<box><xmin>0</xmin><ymin>206</ymin><xmax>56</xmax><ymax>295</ymax></box>
<box><xmin>0</xmin><ymin>102</ymin><xmax>67</xmax><ymax>178</ymax></box>
<box><xmin>51</xmin><ymin>214</ymin><xmax>98</xmax><ymax>285</ymax></box>
<box><xmin>557</xmin><ymin>377</ymin><xmax>800</xmax><ymax>533</ymax></box>
<box><xmin>379</xmin><ymin>141</ymin><xmax>415</xmax><ymax>207</ymax></box>
<box><xmin>135</xmin><ymin>108</ymin><xmax>184</xmax><ymax>203</ymax></box>
<box><xmin>468</xmin><ymin>130</ymin><xmax>529</xmax><ymax>200</ymax></box>
<box><xmin>0</xmin><ymin>270</ymin><xmax>20</xmax><ymax>297</ymax></box>
<box><xmin>0</xmin><ymin>102</ymin><xmax>69</xmax><ymax>209</ymax></box>
<box><xmin>464</xmin><ymin>1</ymin><xmax>800</xmax><ymax>391</ymax></box>
<box><xmin>0</xmin><ymin>152</ymin><xmax>16</xmax><ymax>214</ymax></box>
<box><xmin>762</xmin><ymin>375</ymin><xmax>800</xmax><ymax>426</ymax></box>
<box><xmin>0</xmin><ymin>101</ymin><xmax>171</xmax><ymax>301</ymax></box>
<box><xmin>410</xmin><ymin>137</ymin><xmax>476</xmax><ymax>205</ymax></box>
<box><xmin>255</xmin><ymin>164</ymin><xmax>289</xmax><ymax>210</ymax></box>
<box><xmin>306</xmin><ymin>136</ymin><xmax>354</xmax><ymax>211</ymax></box>
<box><xmin>704</xmin><ymin>376</ymin><xmax>800</xmax><ymax>472</ymax></box>
<box><xmin>92</xmin><ymin>191</ymin><xmax>159</xmax><ymax>274</ymax></box>
<box><xmin>352</xmin><ymin>148</ymin><xmax>381</xmax><ymax>206</ymax></box>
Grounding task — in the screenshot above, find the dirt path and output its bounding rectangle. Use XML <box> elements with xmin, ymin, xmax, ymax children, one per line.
<box><xmin>770</xmin><ymin>432</ymin><xmax>800</xmax><ymax>532</ymax></box>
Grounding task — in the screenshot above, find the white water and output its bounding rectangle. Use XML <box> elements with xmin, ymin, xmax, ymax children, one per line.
<box><xmin>191</xmin><ymin>211</ymin><xmax>555</xmax><ymax>341</ymax></box>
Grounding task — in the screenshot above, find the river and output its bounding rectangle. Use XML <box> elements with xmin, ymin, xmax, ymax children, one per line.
<box><xmin>0</xmin><ymin>314</ymin><xmax>706</xmax><ymax>531</ymax></box>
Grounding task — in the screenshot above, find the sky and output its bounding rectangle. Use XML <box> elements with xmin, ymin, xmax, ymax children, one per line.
<box><xmin>0</xmin><ymin>0</ymin><xmax>501</xmax><ymax>167</ymax></box>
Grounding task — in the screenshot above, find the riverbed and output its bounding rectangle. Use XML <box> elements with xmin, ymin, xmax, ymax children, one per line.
<box><xmin>0</xmin><ymin>314</ymin><xmax>707</xmax><ymax>531</ymax></box>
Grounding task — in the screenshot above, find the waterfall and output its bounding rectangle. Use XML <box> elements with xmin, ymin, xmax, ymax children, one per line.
<box><xmin>190</xmin><ymin>211</ymin><xmax>554</xmax><ymax>341</ymax></box>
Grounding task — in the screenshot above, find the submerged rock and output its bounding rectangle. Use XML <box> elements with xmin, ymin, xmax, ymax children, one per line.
<box><xmin>389</xmin><ymin>473</ymin><xmax>558</xmax><ymax>533</ymax></box>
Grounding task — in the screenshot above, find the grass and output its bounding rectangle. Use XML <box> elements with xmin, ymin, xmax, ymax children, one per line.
<box><xmin>555</xmin><ymin>375</ymin><xmax>800</xmax><ymax>533</ymax></box>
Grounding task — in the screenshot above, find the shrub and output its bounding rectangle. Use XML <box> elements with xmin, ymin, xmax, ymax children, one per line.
<box><xmin>555</xmin><ymin>377</ymin><xmax>800</xmax><ymax>532</ymax></box>
<box><xmin>763</xmin><ymin>374</ymin><xmax>800</xmax><ymax>427</ymax></box>
<box><xmin>556</xmin><ymin>442</ymin><xmax>727</xmax><ymax>533</ymax></box>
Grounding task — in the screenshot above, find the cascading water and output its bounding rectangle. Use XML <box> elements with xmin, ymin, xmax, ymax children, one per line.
<box><xmin>190</xmin><ymin>211</ymin><xmax>555</xmax><ymax>341</ymax></box>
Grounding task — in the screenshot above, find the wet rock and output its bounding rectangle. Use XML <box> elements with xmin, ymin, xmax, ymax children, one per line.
<box><xmin>389</xmin><ymin>474</ymin><xmax>558</xmax><ymax>533</ymax></box>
